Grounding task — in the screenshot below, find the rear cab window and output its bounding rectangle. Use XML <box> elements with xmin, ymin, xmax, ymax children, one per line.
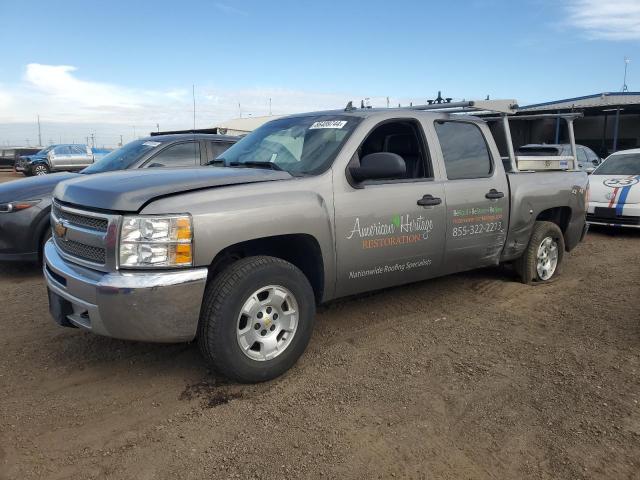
<box><xmin>434</xmin><ymin>121</ymin><xmax>493</xmax><ymax>179</ymax></box>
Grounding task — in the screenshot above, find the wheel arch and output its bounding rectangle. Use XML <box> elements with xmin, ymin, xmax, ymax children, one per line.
<box><xmin>207</xmin><ymin>233</ymin><xmax>325</xmax><ymax>304</ymax></box>
<box><xmin>535</xmin><ymin>206</ymin><xmax>572</xmax><ymax>245</ymax></box>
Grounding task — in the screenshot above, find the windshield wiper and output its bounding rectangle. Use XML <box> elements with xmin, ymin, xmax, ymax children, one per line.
<box><xmin>228</xmin><ymin>161</ymin><xmax>283</xmax><ymax>171</ymax></box>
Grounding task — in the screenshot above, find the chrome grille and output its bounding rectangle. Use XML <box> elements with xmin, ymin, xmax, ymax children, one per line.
<box><xmin>51</xmin><ymin>200</ymin><xmax>119</xmax><ymax>271</ymax></box>
<box><xmin>55</xmin><ymin>238</ymin><xmax>106</xmax><ymax>263</ymax></box>
<box><xmin>53</xmin><ymin>204</ymin><xmax>108</xmax><ymax>231</ymax></box>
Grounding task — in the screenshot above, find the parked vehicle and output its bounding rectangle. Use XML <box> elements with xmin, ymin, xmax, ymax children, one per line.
<box><xmin>516</xmin><ymin>144</ymin><xmax>601</xmax><ymax>173</ymax></box>
<box><xmin>44</xmin><ymin>107</ymin><xmax>588</xmax><ymax>383</ymax></box>
<box><xmin>0</xmin><ymin>147</ymin><xmax>41</xmax><ymax>169</ymax></box>
<box><xmin>0</xmin><ymin>134</ymin><xmax>237</xmax><ymax>262</ymax></box>
<box><xmin>586</xmin><ymin>148</ymin><xmax>640</xmax><ymax>228</ymax></box>
<box><xmin>14</xmin><ymin>144</ymin><xmax>114</xmax><ymax>176</ymax></box>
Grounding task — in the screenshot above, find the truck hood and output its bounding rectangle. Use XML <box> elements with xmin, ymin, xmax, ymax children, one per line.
<box><xmin>53</xmin><ymin>167</ymin><xmax>293</xmax><ymax>212</ymax></box>
<box><xmin>589</xmin><ymin>174</ymin><xmax>640</xmax><ymax>205</ymax></box>
<box><xmin>0</xmin><ymin>172</ymin><xmax>79</xmax><ymax>203</ymax></box>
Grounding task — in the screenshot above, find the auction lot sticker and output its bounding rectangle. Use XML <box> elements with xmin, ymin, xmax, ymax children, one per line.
<box><xmin>309</xmin><ymin>120</ymin><xmax>347</xmax><ymax>129</ymax></box>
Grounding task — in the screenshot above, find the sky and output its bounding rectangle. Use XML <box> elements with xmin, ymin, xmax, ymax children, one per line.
<box><xmin>0</xmin><ymin>0</ymin><xmax>638</xmax><ymax>147</ymax></box>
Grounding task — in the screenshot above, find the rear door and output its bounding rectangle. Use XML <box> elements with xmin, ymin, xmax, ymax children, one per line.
<box><xmin>433</xmin><ymin>120</ymin><xmax>509</xmax><ymax>274</ymax></box>
<box><xmin>70</xmin><ymin>145</ymin><xmax>92</xmax><ymax>168</ymax></box>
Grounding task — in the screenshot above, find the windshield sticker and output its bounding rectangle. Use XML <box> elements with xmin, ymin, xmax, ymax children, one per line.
<box><xmin>349</xmin><ymin>258</ymin><xmax>432</xmax><ymax>280</ymax></box>
<box><xmin>309</xmin><ymin>120</ymin><xmax>347</xmax><ymax>130</ymax></box>
<box><xmin>346</xmin><ymin>214</ymin><xmax>434</xmax><ymax>249</ymax></box>
<box><xmin>142</xmin><ymin>141</ymin><xmax>161</xmax><ymax>147</ymax></box>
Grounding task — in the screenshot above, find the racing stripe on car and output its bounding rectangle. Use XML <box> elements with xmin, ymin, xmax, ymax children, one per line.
<box><xmin>608</xmin><ymin>187</ymin><xmax>619</xmax><ymax>208</ymax></box>
<box><xmin>614</xmin><ymin>175</ymin><xmax>640</xmax><ymax>215</ymax></box>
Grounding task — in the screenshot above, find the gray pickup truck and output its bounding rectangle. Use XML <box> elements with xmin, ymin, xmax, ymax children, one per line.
<box><xmin>44</xmin><ymin>107</ymin><xmax>589</xmax><ymax>382</ymax></box>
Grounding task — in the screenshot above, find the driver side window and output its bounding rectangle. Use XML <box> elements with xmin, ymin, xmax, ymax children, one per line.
<box><xmin>355</xmin><ymin>120</ymin><xmax>430</xmax><ymax>181</ymax></box>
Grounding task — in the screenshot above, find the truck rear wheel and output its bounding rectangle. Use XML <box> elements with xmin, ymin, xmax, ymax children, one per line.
<box><xmin>198</xmin><ymin>256</ymin><xmax>315</xmax><ymax>383</ymax></box>
<box><xmin>515</xmin><ymin>221</ymin><xmax>565</xmax><ymax>284</ymax></box>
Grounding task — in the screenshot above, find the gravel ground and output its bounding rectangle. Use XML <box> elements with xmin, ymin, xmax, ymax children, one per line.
<box><xmin>0</xmin><ymin>169</ymin><xmax>639</xmax><ymax>479</ymax></box>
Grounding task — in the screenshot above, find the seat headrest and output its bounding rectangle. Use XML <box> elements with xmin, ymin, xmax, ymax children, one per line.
<box><xmin>384</xmin><ymin>134</ymin><xmax>418</xmax><ymax>155</ymax></box>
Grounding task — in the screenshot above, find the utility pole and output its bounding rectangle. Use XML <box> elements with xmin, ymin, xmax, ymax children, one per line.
<box><xmin>25</xmin><ymin>138</ymin><xmax>30</xmax><ymax>147</ymax></box>
<box><xmin>86</xmin><ymin>136</ymin><xmax>89</xmax><ymax>145</ymax></box>
<box><xmin>90</xmin><ymin>133</ymin><xmax>95</xmax><ymax>148</ymax></box>
<box><xmin>238</xmin><ymin>103</ymin><xmax>242</xmax><ymax>118</ymax></box>
<box><xmin>37</xmin><ymin>115</ymin><xmax>42</xmax><ymax>147</ymax></box>
<box><xmin>192</xmin><ymin>84</ymin><xmax>196</xmax><ymax>129</ymax></box>
<box><xmin>622</xmin><ymin>57</ymin><xmax>630</xmax><ymax>92</ymax></box>
<box><xmin>269</xmin><ymin>97</ymin><xmax>272</xmax><ymax>116</ymax></box>
<box><xmin>120</xmin><ymin>135</ymin><xmax>123</xmax><ymax>147</ymax></box>
<box><xmin>156</xmin><ymin>123</ymin><xmax>160</xmax><ymax>133</ymax></box>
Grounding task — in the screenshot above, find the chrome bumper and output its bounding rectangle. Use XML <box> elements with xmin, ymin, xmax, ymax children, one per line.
<box><xmin>43</xmin><ymin>240</ymin><xmax>208</xmax><ymax>342</ymax></box>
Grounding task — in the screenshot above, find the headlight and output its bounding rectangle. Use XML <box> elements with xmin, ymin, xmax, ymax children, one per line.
<box><xmin>0</xmin><ymin>199</ymin><xmax>41</xmax><ymax>213</ymax></box>
<box><xmin>119</xmin><ymin>215</ymin><xmax>193</xmax><ymax>268</ymax></box>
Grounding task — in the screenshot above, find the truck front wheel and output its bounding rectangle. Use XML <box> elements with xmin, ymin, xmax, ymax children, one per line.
<box><xmin>515</xmin><ymin>221</ymin><xmax>565</xmax><ymax>284</ymax></box>
<box><xmin>198</xmin><ymin>256</ymin><xmax>315</xmax><ymax>383</ymax></box>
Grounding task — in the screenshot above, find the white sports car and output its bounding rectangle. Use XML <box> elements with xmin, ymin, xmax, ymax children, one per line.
<box><xmin>587</xmin><ymin>148</ymin><xmax>640</xmax><ymax>228</ymax></box>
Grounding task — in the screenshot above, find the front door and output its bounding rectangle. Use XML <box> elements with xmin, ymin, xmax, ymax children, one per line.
<box><xmin>333</xmin><ymin>118</ymin><xmax>447</xmax><ymax>297</ymax></box>
<box><xmin>433</xmin><ymin>120</ymin><xmax>510</xmax><ymax>274</ymax></box>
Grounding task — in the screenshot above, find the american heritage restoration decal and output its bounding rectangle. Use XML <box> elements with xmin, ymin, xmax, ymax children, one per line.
<box><xmin>346</xmin><ymin>214</ymin><xmax>434</xmax><ymax>249</ymax></box>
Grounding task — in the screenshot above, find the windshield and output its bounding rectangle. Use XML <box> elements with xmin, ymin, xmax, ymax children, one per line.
<box><xmin>36</xmin><ymin>146</ymin><xmax>54</xmax><ymax>156</ymax></box>
<box><xmin>82</xmin><ymin>139</ymin><xmax>162</xmax><ymax>174</ymax></box>
<box><xmin>217</xmin><ymin>115</ymin><xmax>361</xmax><ymax>176</ymax></box>
<box><xmin>593</xmin><ymin>153</ymin><xmax>640</xmax><ymax>176</ymax></box>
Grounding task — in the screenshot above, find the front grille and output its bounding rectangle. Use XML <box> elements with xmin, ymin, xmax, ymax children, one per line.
<box><xmin>53</xmin><ymin>204</ymin><xmax>108</xmax><ymax>231</ymax></box>
<box><xmin>55</xmin><ymin>238</ymin><xmax>106</xmax><ymax>264</ymax></box>
<box><xmin>587</xmin><ymin>214</ymin><xmax>640</xmax><ymax>226</ymax></box>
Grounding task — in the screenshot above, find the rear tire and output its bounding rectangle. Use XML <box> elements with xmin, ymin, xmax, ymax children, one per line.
<box><xmin>515</xmin><ymin>221</ymin><xmax>565</xmax><ymax>284</ymax></box>
<box><xmin>198</xmin><ymin>256</ymin><xmax>315</xmax><ymax>383</ymax></box>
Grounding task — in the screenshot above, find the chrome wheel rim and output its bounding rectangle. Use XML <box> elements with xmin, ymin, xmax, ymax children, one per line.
<box><xmin>536</xmin><ymin>236</ymin><xmax>558</xmax><ymax>280</ymax></box>
<box><xmin>236</xmin><ymin>285</ymin><xmax>299</xmax><ymax>361</ymax></box>
<box><xmin>34</xmin><ymin>166</ymin><xmax>47</xmax><ymax>175</ymax></box>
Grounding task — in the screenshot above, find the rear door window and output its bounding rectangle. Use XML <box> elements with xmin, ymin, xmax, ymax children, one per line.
<box><xmin>145</xmin><ymin>142</ymin><xmax>200</xmax><ymax>167</ymax></box>
<box><xmin>435</xmin><ymin>121</ymin><xmax>492</xmax><ymax>179</ymax></box>
<box><xmin>208</xmin><ymin>141</ymin><xmax>231</xmax><ymax>163</ymax></box>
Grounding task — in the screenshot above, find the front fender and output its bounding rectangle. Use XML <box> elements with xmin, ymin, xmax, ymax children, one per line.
<box><xmin>140</xmin><ymin>176</ymin><xmax>337</xmax><ymax>300</ymax></box>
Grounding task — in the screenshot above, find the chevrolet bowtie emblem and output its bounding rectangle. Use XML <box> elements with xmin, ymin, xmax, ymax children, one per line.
<box><xmin>54</xmin><ymin>220</ymin><xmax>68</xmax><ymax>240</ymax></box>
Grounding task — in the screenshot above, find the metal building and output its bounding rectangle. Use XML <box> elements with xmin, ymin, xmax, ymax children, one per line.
<box><xmin>515</xmin><ymin>92</ymin><xmax>640</xmax><ymax>157</ymax></box>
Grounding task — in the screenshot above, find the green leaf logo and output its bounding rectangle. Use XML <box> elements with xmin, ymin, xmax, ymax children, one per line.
<box><xmin>391</xmin><ymin>215</ymin><xmax>401</xmax><ymax>228</ymax></box>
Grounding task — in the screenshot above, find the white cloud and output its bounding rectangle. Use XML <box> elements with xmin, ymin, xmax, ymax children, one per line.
<box><xmin>0</xmin><ymin>63</ymin><xmax>395</xmax><ymax>146</ymax></box>
<box><xmin>566</xmin><ymin>0</ymin><xmax>640</xmax><ymax>40</ymax></box>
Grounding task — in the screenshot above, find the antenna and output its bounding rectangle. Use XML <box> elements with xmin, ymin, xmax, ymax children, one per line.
<box><xmin>622</xmin><ymin>57</ymin><xmax>630</xmax><ymax>92</ymax></box>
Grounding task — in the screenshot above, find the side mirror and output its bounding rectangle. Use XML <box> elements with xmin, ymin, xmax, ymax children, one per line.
<box><xmin>349</xmin><ymin>152</ymin><xmax>406</xmax><ymax>182</ymax></box>
<box><xmin>586</xmin><ymin>167</ymin><xmax>595</xmax><ymax>174</ymax></box>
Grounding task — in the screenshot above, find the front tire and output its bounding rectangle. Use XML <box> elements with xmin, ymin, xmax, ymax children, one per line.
<box><xmin>515</xmin><ymin>221</ymin><xmax>565</xmax><ymax>284</ymax></box>
<box><xmin>33</xmin><ymin>164</ymin><xmax>49</xmax><ymax>176</ymax></box>
<box><xmin>198</xmin><ymin>256</ymin><xmax>316</xmax><ymax>383</ymax></box>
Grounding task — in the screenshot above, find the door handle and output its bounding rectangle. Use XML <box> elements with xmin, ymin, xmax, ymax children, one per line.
<box><xmin>485</xmin><ymin>189</ymin><xmax>504</xmax><ymax>200</ymax></box>
<box><xmin>417</xmin><ymin>194</ymin><xmax>442</xmax><ymax>207</ymax></box>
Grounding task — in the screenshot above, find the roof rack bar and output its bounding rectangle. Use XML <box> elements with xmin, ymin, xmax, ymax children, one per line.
<box><xmin>407</xmin><ymin>101</ymin><xmax>476</xmax><ymax>111</ymax></box>
<box><xmin>482</xmin><ymin>112</ymin><xmax>584</xmax><ymax>121</ymax></box>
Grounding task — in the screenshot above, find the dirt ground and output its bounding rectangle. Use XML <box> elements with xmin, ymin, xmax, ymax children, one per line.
<box><xmin>0</xmin><ymin>169</ymin><xmax>639</xmax><ymax>479</ymax></box>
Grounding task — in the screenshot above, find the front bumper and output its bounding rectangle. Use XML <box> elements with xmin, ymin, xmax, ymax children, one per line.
<box><xmin>43</xmin><ymin>240</ymin><xmax>208</xmax><ymax>342</ymax></box>
<box><xmin>587</xmin><ymin>202</ymin><xmax>640</xmax><ymax>228</ymax></box>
